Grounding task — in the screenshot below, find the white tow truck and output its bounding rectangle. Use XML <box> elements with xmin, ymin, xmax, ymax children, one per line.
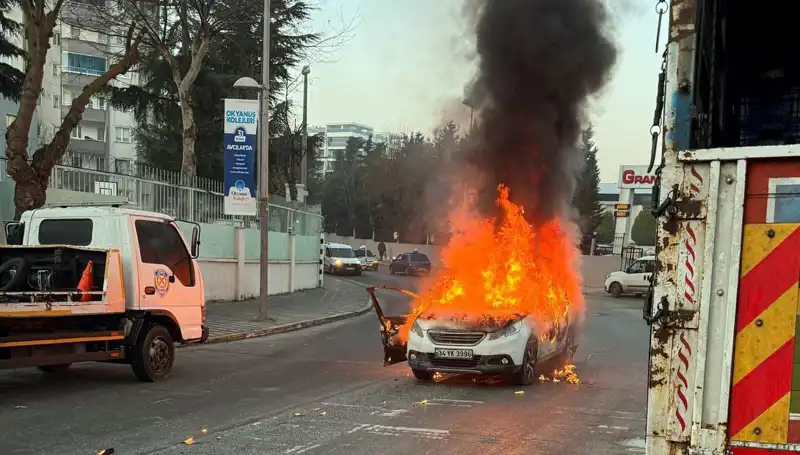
<box><xmin>0</xmin><ymin>204</ymin><xmax>208</xmax><ymax>381</ymax></box>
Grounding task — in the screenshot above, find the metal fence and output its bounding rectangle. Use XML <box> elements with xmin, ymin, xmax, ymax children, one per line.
<box><xmin>1</xmin><ymin>157</ymin><xmax>322</xmax><ymax>236</ymax></box>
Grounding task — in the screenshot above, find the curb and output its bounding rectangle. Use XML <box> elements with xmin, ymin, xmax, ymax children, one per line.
<box><xmin>184</xmin><ymin>299</ymin><xmax>375</xmax><ymax>347</ymax></box>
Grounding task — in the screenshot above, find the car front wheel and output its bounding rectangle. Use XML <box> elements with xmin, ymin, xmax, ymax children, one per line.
<box><xmin>412</xmin><ymin>369</ymin><xmax>433</xmax><ymax>381</ymax></box>
<box><xmin>609</xmin><ymin>282</ymin><xmax>623</xmax><ymax>298</ymax></box>
<box><xmin>509</xmin><ymin>341</ymin><xmax>538</xmax><ymax>386</ymax></box>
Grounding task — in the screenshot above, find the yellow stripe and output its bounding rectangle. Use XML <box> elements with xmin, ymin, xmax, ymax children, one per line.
<box><xmin>0</xmin><ymin>310</ymin><xmax>72</xmax><ymax>317</ymax></box>
<box><xmin>733</xmin><ymin>392</ymin><xmax>791</xmax><ymax>442</ymax></box>
<box><xmin>740</xmin><ymin>224</ymin><xmax>800</xmax><ymax>276</ymax></box>
<box><xmin>733</xmin><ymin>285</ymin><xmax>799</xmax><ymax>384</ymax></box>
<box><xmin>0</xmin><ymin>335</ymin><xmax>124</xmax><ymax>348</ymax></box>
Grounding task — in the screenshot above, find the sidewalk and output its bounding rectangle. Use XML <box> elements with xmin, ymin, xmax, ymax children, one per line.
<box><xmin>198</xmin><ymin>277</ymin><xmax>372</xmax><ymax>345</ymax></box>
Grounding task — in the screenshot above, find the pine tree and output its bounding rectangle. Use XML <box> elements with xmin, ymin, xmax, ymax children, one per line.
<box><xmin>573</xmin><ymin>125</ymin><xmax>604</xmax><ymax>235</ymax></box>
<box><xmin>0</xmin><ymin>0</ymin><xmax>25</xmax><ymax>102</ymax></box>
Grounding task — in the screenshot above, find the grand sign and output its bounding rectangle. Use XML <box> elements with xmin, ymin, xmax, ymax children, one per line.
<box><xmin>618</xmin><ymin>165</ymin><xmax>656</xmax><ymax>189</ymax></box>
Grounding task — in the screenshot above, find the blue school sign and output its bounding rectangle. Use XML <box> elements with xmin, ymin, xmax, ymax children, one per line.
<box><xmin>223</xmin><ymin>98</ymin><xmax>258</xmax><ymax>216</ymax></box>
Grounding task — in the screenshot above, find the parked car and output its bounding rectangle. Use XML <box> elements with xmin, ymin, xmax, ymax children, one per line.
<box><xmin>389</xmin><ymin>251</ymin><xmax>432</xmax><ymax>276</ymax></box>
<box><xmin>354</xmin><ymin>246</ymin><xmax>379</xmax><ymax>271</ymax></box>
<box><xmin>323</xmin><ymin>242</ymin><xmax>362</xmax><ymax>275</ymax></box>
<box><xmin>604</xmin><ymin>255</ymin><xmax>655</xmax><ymax>297</ymax></box>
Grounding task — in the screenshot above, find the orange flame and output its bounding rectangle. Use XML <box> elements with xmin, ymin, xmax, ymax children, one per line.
<box><xmin>397</xmin><ymin>185</ymin><xmax>583</xmax><ymax>342</ymax></box>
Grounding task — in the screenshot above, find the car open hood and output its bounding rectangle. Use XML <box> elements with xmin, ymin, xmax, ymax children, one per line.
<box><xmin>415</xmin><ymin>312</ymin><xmax>526</xmax><ymax>332</ymax></box>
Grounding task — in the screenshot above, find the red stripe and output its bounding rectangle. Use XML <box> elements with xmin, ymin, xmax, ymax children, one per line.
<box><xmin>788</xmin><ymin>420</ymin><xmax>800</xmax><ymax>443</ymax></box>
<box><xmin>732</xmin><ymin>449</ymin><xmax>796</xmax><ymax>455</ymax></box>
<box><xmin>729</xmin><ymin>338</ymin><xmax>794</xmax><ymax>438</ymax></box>
<box><xmin>736</xmin><ymin>226</ymin><xmax>800</xmax><ymax>331</ymax></box>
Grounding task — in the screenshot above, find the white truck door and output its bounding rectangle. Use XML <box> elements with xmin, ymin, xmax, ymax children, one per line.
<box><xmin>130</xmin><ymin>217</ymin><xmax>204</xmax><ymax>341</ymax></box>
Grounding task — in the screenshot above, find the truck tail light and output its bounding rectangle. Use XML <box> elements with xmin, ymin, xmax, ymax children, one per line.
<box><xmin>201</xmin><ymin>303</ymin><xmax>206</xmax><ymax>323</ymax></box>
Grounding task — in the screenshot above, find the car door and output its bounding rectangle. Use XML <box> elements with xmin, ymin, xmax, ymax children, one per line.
<box><xmin>624</xmin><ymin>260</ymin><xmax>649</xmax><ymax>292</ymax></box>
<box><xmin>131</xmin><ymin>217</ymin><xmax>203</xmax><ymax>340</ymax></box>
<box><xmin>392</xmin><ymin>254</ymin><xmax>408</xmax><ymax>273</ymax></box>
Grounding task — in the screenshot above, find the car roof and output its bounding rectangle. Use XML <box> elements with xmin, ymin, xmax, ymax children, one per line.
<box><xmin>325</xmin><ymin>242</ymin><xmax>352</xmax><ymax>249</ymax></box>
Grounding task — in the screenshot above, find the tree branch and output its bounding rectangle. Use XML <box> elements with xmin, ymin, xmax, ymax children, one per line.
<box><xmin>31</xmin><ymin>30</ymin><xmax>146</xmax><ymax>179</ymax></box>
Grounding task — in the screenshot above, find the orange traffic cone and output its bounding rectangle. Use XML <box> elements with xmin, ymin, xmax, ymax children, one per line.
<box><xmin>78</xmin><ymin>260</ymin><xmax>94</xmax><ymax>302</ymax></box>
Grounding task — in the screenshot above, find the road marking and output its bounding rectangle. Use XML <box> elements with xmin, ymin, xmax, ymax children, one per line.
<box><xmin>286</xmin><ymin>443</ymin><xmax>322</xmax><ymax>454</ymax></box>
<box><xmin>597</xmin><ymin>425</ymin><xmax>630</xmax><ymax>430</ymax></box>
<box><xmin>430</xmin><ymin>398</ymin><xmax>484</xmax><ymax>404</ymax></box>
<box><xmin>355</xmin><ymin>424</ymin><xmax>449</xmax><ymax>440</ymax></box>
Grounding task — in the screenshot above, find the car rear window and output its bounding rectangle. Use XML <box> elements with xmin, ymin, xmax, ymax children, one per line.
<box><xmin>410</xmin><ymin>252</ymin><xmax>430</xmax><ymax>262</ymax></box>
<box><xmin>38</xmin><ymin>218</ymin><xmax>93</xmax><ymax>246</ymax></box>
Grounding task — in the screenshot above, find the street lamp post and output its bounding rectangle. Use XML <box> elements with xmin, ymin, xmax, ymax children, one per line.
<box><xmin>232</xmin><ymin>0</ymin><xmax>270</xmax><ymax>320</ymax></box>
<box><xmin>300</xmin><ymin>65</ymin><xmax>310</xmax><ymax>193</ymax></box>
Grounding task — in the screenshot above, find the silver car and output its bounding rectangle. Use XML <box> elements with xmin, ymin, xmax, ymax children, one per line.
<box><xmin>354</xmin><ymin>246</ymin><xmax>379</xmax><ymax>271</ymax></box>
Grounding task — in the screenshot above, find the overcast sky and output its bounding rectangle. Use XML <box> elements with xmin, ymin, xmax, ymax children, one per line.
<box><xmin>291</xmin><ymin>0</ymin><xmax>667</xmax><ymax>182</ymax></box>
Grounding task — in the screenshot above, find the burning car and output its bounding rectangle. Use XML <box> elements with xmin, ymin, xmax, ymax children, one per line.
<box><xmin>366</xmin><ymin>185</ymin><xmax>584</xmax><ymax>386</ymax></box>
<box><xmin>369</xmin><ymin>285</ymin><xmax>578</xmax><ymax>385</ymax></box>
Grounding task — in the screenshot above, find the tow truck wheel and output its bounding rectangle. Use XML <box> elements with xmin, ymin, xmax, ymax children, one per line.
<box><xmin>510</xmin><ymin>340</ymin><xmax>538</xmax><ymax>386</ymax></box>
<box><xmin>38</xmin><ymin>363</ymin><xmax>72</xmax><ymax>374</ymax></box>
<box><xmin>412</xmin><ymin>369</ymin><xmax>433</xmax><ymax>381</ymax></box>
<box><xmin>130</xmin><ymin>324</ymin><xmax>175</xmax><ymax>382</ymax></box>
<box><xmin>609</xmin><ymin>282</ymin><xmax>623</xmax><ymax>298</ymax></box>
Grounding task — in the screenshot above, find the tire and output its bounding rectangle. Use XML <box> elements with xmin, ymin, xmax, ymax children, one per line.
<box><xmin>404</xmin><ymin>266</ymin><xmax>411</xmax><ymax>276</ymax></box>
<box><xmin>557</xmin><ymin>329</ymin><xmax>578</xmax><ymax>368</ymax></box>
<box><xmin>130</xmin><ymin>324</ymin><xmax>175</xmax><ymax>382</ymax></box>
<box><xmin>609</xmin><ymin>282</ymin><xmax>623</xmax><ymax>298</ymax></box>
<box><xmin>412</xmin><ymin>369</ymin><xmax>433</xmax><ymax>381</ymax></box>
<box><xmin>0</xmin><ymin>257</ymin><xmax>29</xmax><ymax>292</ymax></box>
<box><xmin>509</xmin><ymin>340</ymin><xmax>538</xmax><ymax>386</ymax></box>
<box><xmin>38</xmin><ymin>363</ymin><xmax>72</xmax><ymax>374</ymax></box>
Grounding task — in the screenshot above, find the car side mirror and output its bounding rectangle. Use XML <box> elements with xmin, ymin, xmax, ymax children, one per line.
<box><xmin>190</xmin><ymin>226</ymin><xmax>201</xmax><ymax>258</ymax></box>
<box><xmin>5</xmin><ymin>222</ymin><xmax>22</xmax><ymax>245</ymax></box>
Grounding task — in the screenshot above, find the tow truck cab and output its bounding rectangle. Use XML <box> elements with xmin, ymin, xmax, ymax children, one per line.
<box><xmin>0</xmin><ymin>205</ymin><xmax>207</xmax><ymax>381</ymax></box>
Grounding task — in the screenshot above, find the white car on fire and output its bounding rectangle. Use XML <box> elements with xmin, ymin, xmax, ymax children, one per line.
<box><xmin>368</xmin><ymin>285</ymin><xmax>579</xmax><ymax>386</ymax></box>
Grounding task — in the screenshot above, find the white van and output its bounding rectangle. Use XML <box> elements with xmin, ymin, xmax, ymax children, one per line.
<box><xmin>354</xmin><ymin>245</ymin><xmax>379</xmax><ymax>271</ymax></box>
<box><xmin>604</xmin><ymin>255</ymin><xmax>655</xmax><ymax>298</ymax></box>
<box><xmin>323</xmin><ymin>242</ymin><xmax>362</xmax><ymax>275</ymax></box>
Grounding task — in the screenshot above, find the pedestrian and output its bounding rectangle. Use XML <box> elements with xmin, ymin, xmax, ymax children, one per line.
<box><xmin>378</xmin><ymin>241</ymin><xmax>386</xmax><ymax>261</ymax></box>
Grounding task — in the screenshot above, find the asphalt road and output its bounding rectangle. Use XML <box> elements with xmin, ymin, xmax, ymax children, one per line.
<box><xmin>0</xmin><ymin>267</ymin><xmax>650</xmax><ymax>455</ymax></box>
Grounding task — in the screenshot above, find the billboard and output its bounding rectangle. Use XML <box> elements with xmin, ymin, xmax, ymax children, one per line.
<box><xmin>223</xmin><ymin>98</ymin><xmax>258</xmax><ymax>216</ymax></box>
<box><xmin>618</xmin><ymin>165</ymin><xmax>656</xmax><ymax>189</ymax></box>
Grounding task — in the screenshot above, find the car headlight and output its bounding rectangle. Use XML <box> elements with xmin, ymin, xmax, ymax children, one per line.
<box><xmin>488</xmin><ymin>319</ymin><xmax>523</xmax><ymax>340</ymax></box>
<box><xmin>335</xmin><ymin>259</ymin><xmax>343</xmax><ymax>267</ymax></box>
<box><xmin>411</xmin><ymin>319</ymin><xmax>423</xmax><ymax>338</ymax></box>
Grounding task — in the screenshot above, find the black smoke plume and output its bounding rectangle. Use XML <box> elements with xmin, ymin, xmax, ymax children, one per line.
<box><xmin>465</xmin><ymin>0</ymin><xmax>617</xmax><ymax>225</ymax></box>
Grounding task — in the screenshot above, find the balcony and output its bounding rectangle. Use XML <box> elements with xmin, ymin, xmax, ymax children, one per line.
<box><xmin>68</xmin><ymin>138</ymin><xmax>106</xmax><ymax>156</ymax></box>
<box><xmin>62</xmin><ymin>105</ymin><xmax>106</xmax><ymax>123</ymax></box>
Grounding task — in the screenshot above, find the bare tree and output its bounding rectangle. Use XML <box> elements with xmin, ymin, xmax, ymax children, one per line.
<box><xmin>5</xmin><ymin>0</ymin><xmax>144</xmax><ymax>217</ymax></box>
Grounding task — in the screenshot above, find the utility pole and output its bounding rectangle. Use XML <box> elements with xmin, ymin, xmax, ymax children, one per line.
<box><xmin>300</xmin><ymin>65</ymin><xmax>310</xmax><ymax>196</ymax></box>
<box><xmin>258</xmin><ymin>0</ymin><xmax>271</xmax><ymax>320</ymax></box>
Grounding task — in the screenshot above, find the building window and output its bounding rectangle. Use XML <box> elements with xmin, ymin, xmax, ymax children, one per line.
<box><xmin>115</xmin><ymin>159</ymin><xmax>131</xmax><ymax>175</ymax></box>
<box><xmin>97</xmin><ymin>97</ymin><xmax>106</xmax><ymax>110</ymax></box>
<box><xmin>6</xmin><ymin>114</ymin><xmax>16</xmax><ymax>128</ymax></box>
<box><xmin>53</xmin><ymin>32</ymin><xmax>61</xmax><ymax>46</ymax></box>
<box><xmin>71</xmin><ymin>125</ymin><xmax>83</xmax><ymax>139</ymax></box>
<box><xmin>115</xmin><ymin>126</ymin><xmax>131</xmax><ymax>143</ymax></box>
<box><xmin>53</xmin><ymin>94</ymin><xmax>60</xmax><ymax>108</ymax></box>
<box><xmin>70</xmin><ymin>26</ymin><xmax>80</xmax><ymax>39</ymax></box>
<box><xmin>52</xmin><ymin>63</ymin><xmax>58</xmax><ymax>76</ymax></box>
<box><xmin>65</xmin><ymin>53</ymin><xmax>107</xmax><ymax>76</ymax></box>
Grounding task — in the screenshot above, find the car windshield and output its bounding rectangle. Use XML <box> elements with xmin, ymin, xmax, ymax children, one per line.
<box><xmin>330</xmin><ymin>248</ymin><xmax>354</xmax><ymax>258</ymax></box>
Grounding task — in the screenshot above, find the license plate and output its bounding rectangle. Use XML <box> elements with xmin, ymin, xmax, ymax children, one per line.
<box><xmin>434</xmin><ymin>348</ymin><xmax>473</xmax><ymax>359</ymax></box>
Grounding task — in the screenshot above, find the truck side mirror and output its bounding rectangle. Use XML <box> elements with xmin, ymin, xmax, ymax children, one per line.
<box><xmin>5</xmin><ymin>222</ymin><xmax>23</xmax><ymax>245</ymax></box>
<box><xmin>190</xmin><ymin>226</ymin><xmax>201</xmax><ymax>258</ymax></box>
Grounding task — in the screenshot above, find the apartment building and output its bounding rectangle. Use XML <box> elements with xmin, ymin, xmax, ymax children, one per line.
<box><xmin>315</xmin><ymin>123</ymin><xmax>405</xmax><ymax>174</ymax></box>
<box><xmin>1</xmin><ymin>0</ymin><xmax>140</xmax><ymax>176</ymax></box>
